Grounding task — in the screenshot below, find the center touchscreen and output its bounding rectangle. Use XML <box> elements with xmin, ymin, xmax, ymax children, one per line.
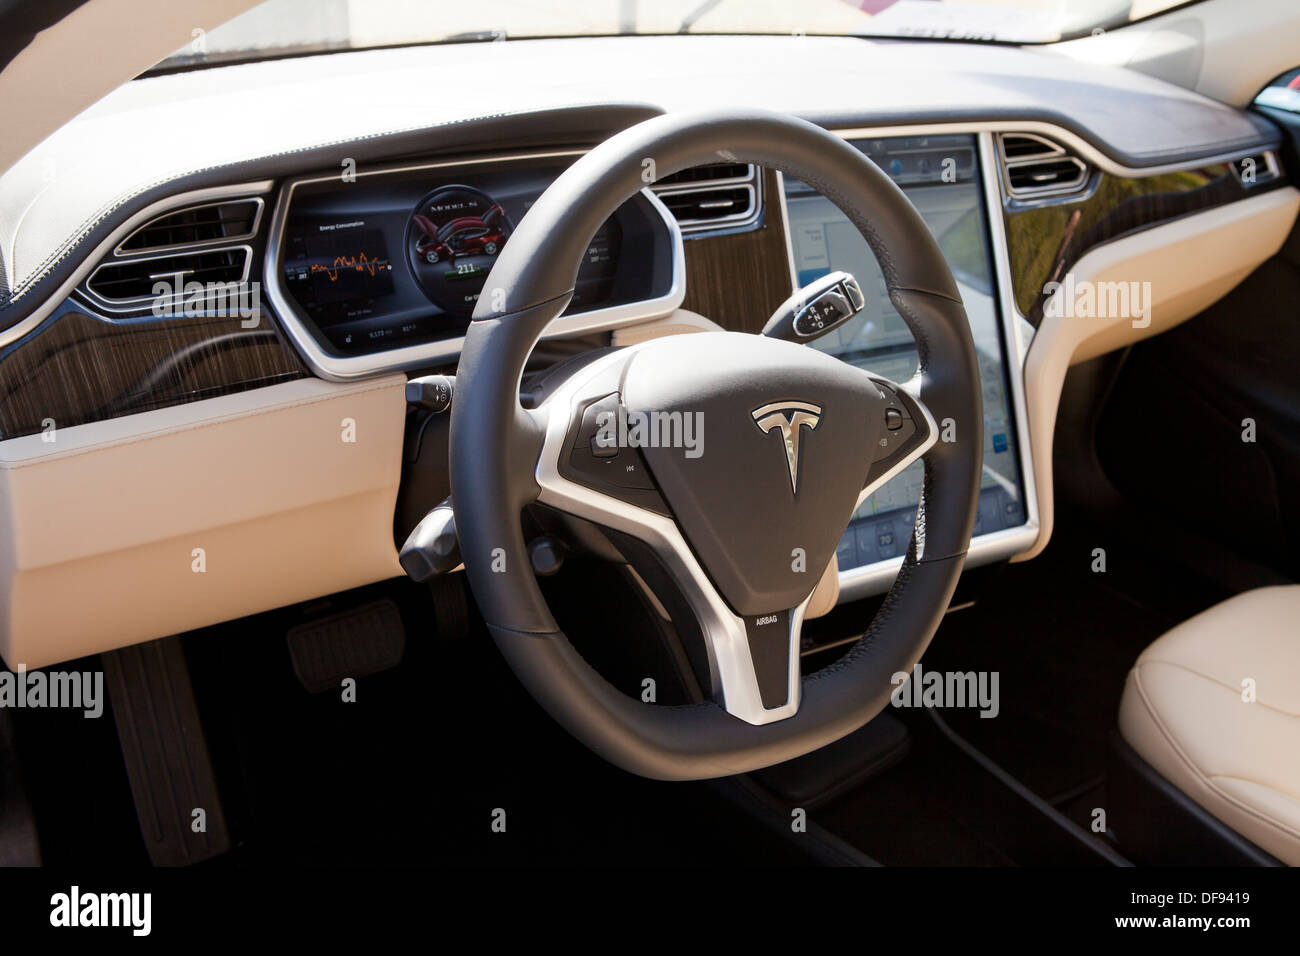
<box><xmin>783</xmin><ymin>134</ymin><xmax>1026</xmax><ymax>572</ymax></box>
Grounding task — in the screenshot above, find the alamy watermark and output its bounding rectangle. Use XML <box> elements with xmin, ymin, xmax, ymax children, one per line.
<box><xmin>150</xmin><ymin>275</ymin><xmax>261</xmax><ymax>328</ymax></box>
<box><xmin>1043</xmin><ymin>274</ymin><xmax>1151</xmax><ymax>329</ymax></box>
<box><xmin>595</xmin><ymin>407</ymin><xmax>704</xmax><ymax>459</ymax></box>
<box><xmin>891</xmin><ymin>662</ymin><xmax>1000</xmax><ymax>718</ymax></box>
<box><xmin>0</xmin><ymin>666</ymin><xmax>104</xmax><ymax>718</ymax></box>
<box><xmin>50</xmin><ymin>886</ymin><xmax>150</xmax><ymax>936</ymax></box>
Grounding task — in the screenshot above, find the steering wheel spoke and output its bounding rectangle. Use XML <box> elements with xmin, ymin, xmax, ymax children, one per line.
<box><xmin>860</xmin><ymin>373</ymin><xmax>940</xmax><ymax>498</ymax></box>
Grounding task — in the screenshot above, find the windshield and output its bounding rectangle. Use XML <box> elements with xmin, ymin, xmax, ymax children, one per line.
<box><xmin>153</xmin><ymin>0</ymin><xmax>1197</xmax><ymax>71</ymax></box>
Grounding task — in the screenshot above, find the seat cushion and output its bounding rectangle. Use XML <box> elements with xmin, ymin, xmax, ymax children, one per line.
<box><xmin>1119</xmin><ymin>585</ymin><xmax>1300</xmax><ymax>865</ymax></box>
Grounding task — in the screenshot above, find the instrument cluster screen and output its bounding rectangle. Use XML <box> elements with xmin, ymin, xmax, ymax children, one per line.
<box><xmin>278</xmin><ymin>160</ymin><xmax>664</xmax><ymax>357</ymax></box>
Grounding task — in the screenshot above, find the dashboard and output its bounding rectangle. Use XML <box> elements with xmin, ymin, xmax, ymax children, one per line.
<box><xmin>270</xmin><ymin>129</ymin><xmax>1036</xmax><ymax>595</ymax></box>
<box><xmin>0</xmin><ymin>33</ymin><xmax>1295</xmax><ymax>669</ymax></box>
<box><xmin>264</xmin><ymin>132</ymin><xmax>1033</xmax><ymax>591</ymax></box>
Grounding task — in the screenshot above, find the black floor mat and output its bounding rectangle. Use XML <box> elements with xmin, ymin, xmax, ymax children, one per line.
<box><xmin>813</xmin><ymin>709</ymin><xmax>1113</xmax><ymax>866</ymax></box>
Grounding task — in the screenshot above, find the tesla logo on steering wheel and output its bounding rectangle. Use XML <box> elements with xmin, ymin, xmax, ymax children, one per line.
<box><xmin>752</xmin><ymin>401</ymin><xmax>822</xmax><ymax>495</ymax></box>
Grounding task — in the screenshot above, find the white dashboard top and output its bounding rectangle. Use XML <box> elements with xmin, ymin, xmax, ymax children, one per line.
<box><xmin>0</xmin><ymin>33</ymin><xmax>1276</xmax><ymax>317</ymax></box>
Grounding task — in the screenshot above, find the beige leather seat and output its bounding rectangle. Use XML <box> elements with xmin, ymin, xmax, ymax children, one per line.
<box><xmin>1120</xmin><ymin>585</ymin><xmax>1300</xmax><ymax>864</ymax></box>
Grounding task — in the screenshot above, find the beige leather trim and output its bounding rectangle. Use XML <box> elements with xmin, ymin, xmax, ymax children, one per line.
<box><xmin>610</xmin><ymin>308</ymin><xmax>722</xmax><ymax>346</ymax></box>
<box><xmin>805</xmin><ymin>552</ymin><xmax>839</xmax><ymax>620</ymax></box>
<box><xmin>1014</xmin><ymin>187</ymin><xmax>1299</xmax><ymax>562</ymax></box>
<box><xmin>1119</xmin><ymin>585</ymin><xmax>1300</xmax><ymax>865</ymax></box>
<box><xmin>0</xmin><ymin>375</ymin><xmax>406</xmax><ymax>668</ymax></box>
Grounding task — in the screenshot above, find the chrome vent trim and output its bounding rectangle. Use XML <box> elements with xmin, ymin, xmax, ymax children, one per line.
<box><xmin>84</xmin><ymin>245</ymin><xmax>253</xmax><ymax>310</ymax></box>
<box><xmin>998</xmin><ymin>132</ymin><xmax>1090</xmax><ymax>200</ymax></box>
<box><xmin>650</xmin><ymin>163</ymin><xmax>763</xmax><ymax>234</ymax></box>
<box><xmin>79</xmin><ymin>194</ymin><xmax>265</xmax><ymax>314</ymax></box>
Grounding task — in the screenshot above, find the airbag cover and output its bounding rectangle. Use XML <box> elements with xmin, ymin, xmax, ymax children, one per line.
<box><xmin>622</xmin><ymin>332</ymin><xmax>883</xmax><ymax>616</ymax></box>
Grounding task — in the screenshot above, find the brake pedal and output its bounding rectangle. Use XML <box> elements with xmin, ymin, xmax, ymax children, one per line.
<box><xmin>285</xmin><ymin>598</ymin><xmax>406</xmax><ymax>693</ymax></box>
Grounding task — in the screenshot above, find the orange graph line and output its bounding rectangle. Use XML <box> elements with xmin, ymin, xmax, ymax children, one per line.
<box><xmin>309</xmin><ymin>253</ymin><xmax>389</xmax><ymax>282</ymax></box>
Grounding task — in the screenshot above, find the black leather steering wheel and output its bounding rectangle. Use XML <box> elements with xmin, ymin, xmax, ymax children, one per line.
<box><xmin>450</xmin><ymin>108</ymin><xmax>981</xmax><ymax>780</ymax></box>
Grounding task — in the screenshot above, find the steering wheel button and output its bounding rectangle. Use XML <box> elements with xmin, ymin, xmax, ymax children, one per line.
<box><xmin>590</xmin><ymin>435</ymin><xmax>618</xmax><ymax>459</ymax></box>
<box><xmin>601</xmin><ymin>452</ymin><xmax>656</xmax><ymax>490</ymax></box>
<box><xmin>885</xmin><ymin>407</ymin><xmax>904</xmax><ymax>430</ymax></box>
<box><xmin>574</xmin><ymin>393</ymin><xmax>621</xmax><ymax>449</ymax></box>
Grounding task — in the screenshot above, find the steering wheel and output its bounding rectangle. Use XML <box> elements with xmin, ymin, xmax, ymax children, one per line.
<box><xmin>450</xmin><ymin>108</ymin><xmax>981</xmax><ymax>780</ymax></box>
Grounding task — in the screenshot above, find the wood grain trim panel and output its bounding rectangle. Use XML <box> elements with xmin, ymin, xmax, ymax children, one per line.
<box><xmin>1005</xmin><ymin>165</ymin><xmax>1287</xmax><ymax>324</ymax></box>
<box><xmin>680</xmin><ymin>169</ymin><xmax>793</xmax><ymax>333</ymax></box>
<box><xmin>0</xmin><ymin>308</ymin><xmax>306</xmax><ymax>440</ymax></box>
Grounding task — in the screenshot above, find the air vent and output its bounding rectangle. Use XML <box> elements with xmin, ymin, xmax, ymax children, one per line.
<box><xmin>659</xmin><ymin>187</ymin><xmax>754</xmax><ymax>223</ymax></box>
<box><xmin>650</xmin><ymin>163</ymin><xmax>762</xmax><ymax>234</ymax></box>
<box><xmin>86</xmin><ymin>247</ymin><xmax>251</xmax><ymax>307</ymax></box>
<box><xmin>1229</xmin><ymin>151</ymin><xmax>1280</xmax><ymax>187</ymax></box>
<box><xmin>999</xmin><ymin>133</ymin><xmax>1062</xmax><ymax>161</ymax></box>
<box><xmin>80</xmin><ymin>192</ymin><xmax>265</xmax><ymax>313</ymax></box>
<box><xmin>655</xmin><ymin>163</ymin><xmax>752</xmax><ymax>186</ymax></box>
<box><xmin>998</xmin><ymin>133</ymin><xmax>1090</xmax><ymax>200</ymax></box>
<box><xmin>1007</xmin><ymin>157</ymin><xmax>1090</xmax><ymax>193</ymax></box>
<box><xmin>116</xmin><ymin>198</ymin><xmax>263</xmax><ymax>254</ymax></box>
